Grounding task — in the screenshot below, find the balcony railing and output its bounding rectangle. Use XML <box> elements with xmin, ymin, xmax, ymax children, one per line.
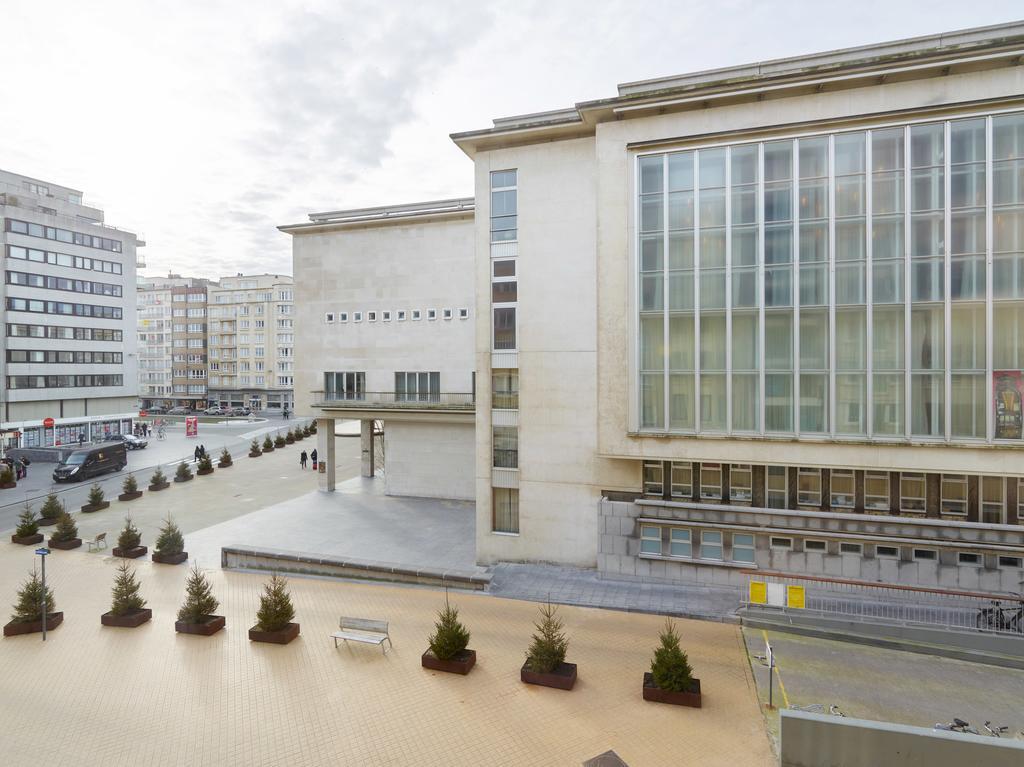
<box><xmin>311</xmin><ymin>391</ymin><xmax>475</xmax><ymax>411</ymax></box>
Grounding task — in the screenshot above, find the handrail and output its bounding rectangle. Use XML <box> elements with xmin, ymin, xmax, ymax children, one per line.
<box><xmin>311</xmin><ymin>390</ymin><xmax>475</xmax><ymax>409</ymax></box>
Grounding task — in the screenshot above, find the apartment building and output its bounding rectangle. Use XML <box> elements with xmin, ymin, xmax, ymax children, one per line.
<box><xmin>207</xmin><ymin>274</ymin><xmax>295</xmax><ymax>413</ymax></box>
<box><xmin>1</xmin><ymin>169</ymin><xmax>142</xmax><ymax>448</ymax></box>
<box><xmin>281</xmin><ymin>199</ymin><xmax>476</xmax><ymax>499</ymax></box>
<box><xmin>292</xmin><ymin>22</ymin><xmax>1024</xmax><ymax>594</ymax></box>
<box><xmin>137</xmin><ymin>274</ymin><xmax>215</xmax><ymax>410</ymax></box>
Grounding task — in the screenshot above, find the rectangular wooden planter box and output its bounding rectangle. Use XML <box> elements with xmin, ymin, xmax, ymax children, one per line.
<box><xmin>11</xmin><ymin>533</ymin><xmax>44</xmax><ymax>545</ymax></box>
<box><xmin>197</xmin><ymin>468</ymin><xmax>214</xmax><ymax>476</ymax></box>
<box><xmin>642</xmin><ymin>673</ymin><xmax>702</xmax><ymax>708</ymax></box>
<box><xmin>81</xmin><ymin>501</ymin><xmax>110</xmax><ymax>513</ymax></box>
<box><xmin>152</xmin><ymin>551</ymin><xmax>188</xmax><ymax>565</ymax></box>
<box><xmin>521</xmin><ymin>661</ymin><xmax>577</xmax><ymax>690</ymax></box>
<box><xmin>173</xmin><ymin>475</ymin><xmax>193</xmax><ymax>483</ymax></box>
<box><xmin>118</xmin><ymin>491</ymin><xmax>143</xmax><ymax>501</ymax></box>
<box><xmin>248</xmin><ymin>452</ymin><xmax>262</xmax><ymax>458</ymax></box>
<box><xmin>422</xmin><ymin>649</ymin><xmax>476</xmax><ymax>675</ymax></box>
<box><xmin>49</xmin><ymin>537</ymin><xmax>82</xmax><ymax>550</ymax></box>
<box><xmin>262</xmin><ymin>446</ymin><xmax>274</xmax><ymax>452</ymax></box>
<box><xmin>4</xmin><ymin>612</ymin><xmax>63</xmax><ymax>637</ymax></box>
<box><xmin>101</xmin><ymin>608</ymin><xmax>152</xmax><ymax>628</ymax></box>
<box><xmin>248</xmin><ymin>622</ymin><xmax>299</xmax><ymax>644</ymax></box>
<box><xmin>37</xmin><ymin>517</ymin><xmax>59</xmax><ymax>527</ymax></box>
<box><xmin>176</xmin><ymin>615</ymin><xmax>225</xmax><ymax>636</ymax></box>
<box><xmin>148</xmin><ymin>482</ymin><xmax>170</xmax><ymax>491</ymax></box>
<box><xmin>112</xmin><ymin>545</ymin><xmax>148</xmax><ymax>559</ymax></box>
<box><xmin>217</xmin><ymin>462</ymin><xmax>232</xmax><ymax>468</ymax></box>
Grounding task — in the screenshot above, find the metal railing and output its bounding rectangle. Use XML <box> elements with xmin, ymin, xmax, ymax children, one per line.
<box><xmin>311</xmin><ymin>391</ymin><xmax>475</xmax><ymax>410</ymax></box>
<box><xmin>742</xmin><ymin>573</ymin><xmax>1024</xmax><ymax>637</ymax></box>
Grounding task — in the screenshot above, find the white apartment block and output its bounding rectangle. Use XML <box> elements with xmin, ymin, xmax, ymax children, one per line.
<box><xmin>1</xmin><ymin>169</ymin><xmax>142</xmax><ymax>448</ymax></box>
<box><xmin>207</xmin><ymin>274</ymin><xmax>295</xmax><ymax>413</ymax></box>
<box><xmin>292</xmin><ymin>22</ymin><xmax>1024</xmax><ymax>593</ymax></box>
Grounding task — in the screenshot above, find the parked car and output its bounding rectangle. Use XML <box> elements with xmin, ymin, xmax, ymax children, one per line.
<box><xmin>227</xmin><ymin>406</ymin><xmax>251</xmax><ymax>417</ymax></box>
<box><xmin>203</xmin><ymin>406</ymin><xmax>225</xmax><ymax>416</ymax></box>
<box><xmin>167</xmin><ymin>406</ymin><xmax>191</xmax><ymax>415</ymax></box>
<box><xmin>146</xmin><ymin>406</ymin><xmax>166</xmax><ymax>415</ymax></box>
<box><xmin>52</xmin><ymin>443</ymin><xmax>128</xmax><ymax>482</ymax></box>
<box><xmin>109</xmin><ymin>433</ymin><xmax>148</xmax><ymax>450</ymax></box>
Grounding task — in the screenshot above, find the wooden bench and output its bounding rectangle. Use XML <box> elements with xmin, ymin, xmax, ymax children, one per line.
<box><xmin>331</xmin><ymin>617</ymin><xmax>391</xmax><ymax>654</ymax></box>
<box><xmin>86</xmin><ymin>532</ymin><xmax>107</xmax><ymax>552</ymax></box>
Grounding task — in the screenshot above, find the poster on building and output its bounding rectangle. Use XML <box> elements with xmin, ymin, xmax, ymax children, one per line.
<box><xmin>185</xmin><ymin>416</ymin><xmax>199</xmax><ymax>438</ymax></box>
<box><xmin>994</xmin><ymin>371</ymin><xmax>1023</xmax><ymax>440</ymax></box>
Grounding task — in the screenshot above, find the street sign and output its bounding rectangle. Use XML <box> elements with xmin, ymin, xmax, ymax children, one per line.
<box><xmin>787</xmin><ymin>585</ymin><xmax>806</xmax><ymax>609</ymax></box>
<box><xmin>43</xmin><ymin>417</ymin><xmax>54</xmax><ymax>428</ymax></box>
<box><xmin>35</xmin><ymin>547</ymin><xmax>50</xmax><ymax>556</ymax></box>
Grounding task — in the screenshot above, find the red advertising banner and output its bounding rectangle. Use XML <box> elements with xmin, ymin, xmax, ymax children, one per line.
<box><xmin>994</xmin><ymin>371</ymin><xmax>1023</xmax><ymax>440</ymax></box>
<box><xmin>185</xmin><ymin>416</ymin><xmax>199</xmax><ymax>438</ymax></box>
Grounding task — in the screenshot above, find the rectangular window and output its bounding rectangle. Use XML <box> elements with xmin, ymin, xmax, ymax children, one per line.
<box><xmin>771</xmin><ymin>536</ymin><xmax>793</xmax><ymax>550</ymax></box>
<box><xmin>840</xmin><ymin>542</ymin><xmax>863</xmax><ymax>555</ymax></box>
<box><xmin>670</xmin><ymin>461</ymin><xmax>692</xmax><ymax>498</ymax></box>
<box><xmin>730</xmin><ymin>464</ymin><xmax>752</xmax><ymax>502</ymax></box>
<box><xmin>700</xmin><ymin>530</ymin><xmax>723</xmax><ymax>560</ymax></box>
<box><xmin>732</xmin><ymin>533</ymin><xmax>755</xmax><ymax>563</ymax></box>
<box><xmin>999</xmin><ymin>556</ymin><xmax>1023</xmax><ymax>569</ymax></box>
<box><xmin>958</xmin><ymin>552</ymin><xmax>981</xmax><ymax>566</ymax></box>
<box><xmin>766</xmin><ymin>465</ymin><xmax>787</xmax><ymax>509</ymax></box>
<box><xmin>940</xmin><ymin>474</ymin><xmax>968</xmax><ymax>515</ymax></box>
<box><xmin>411</xmin><ymin>310</ymin><xmax>421</xmax><ymax>321</ymax></box>
<box><xmin>913</xmin><ymin>548</ymin><xmax>937</xmax><ymax>561</ymax></box>
<box><xmin>981</xmin><ymin>477</ymin><xmax>1005</xmax><ymax>524</ymax></box>
<box><xmin>669</xmin><ymin>528</ymin><xmax>691</xmax><ymax>558</ymax></box>
<box><xmin>492</xmin><ymin>426</ymin><xmax>518</xmax><ymax>469</ymax></box>
<box><xmin>642</xmin><ymin>461</ymin><xmax>664</xmax><ymax>495</ymax></box>
<box><xmin>493</xmin><ymin>307</ymin><xmax>516</xmax><ymax>350</ymax></box>
<box><xmin>382</xmin><ymin>311</ymin><xmax>391</xmax><ymax>322</ymax></box>
<box><xmin>490</xmin><ymin>170</ymin><xmax>518</xmax><ymax>242</ymax></box>
<box><xmin>492</xmin><ymin>370</ymin><xmax>518</xmax><ymax>409</ymax></box>
<box><xmin>395</xmin><ymin>371</ymin><xmax>440</xmax><ymax>402</ymax></box>
<box><xmin>876</xmin><ymin>545</ymin><xmax>900</xmax><ymax>559</ymax></box>
<box><xmin>797</xmin><ymin>468</ymin><xmax>821</xmax><ymax>506</ymax></box>
<box><xmin>459</xmin><ymin>308</ymin><xmax>469</xmax><ymax>319</ymax></box>
<box><xmin>367</xmin><ymin>311</ymin><xmax>377</xmax><ymax>322</ymax></box>
<box><xmin>830</xmin><ymin>470</ymin><xmax>855</xmax><ymax>509</ymax></box>
<box><xmin>900</xmin><ymin>472</ymin><xmax>926</xmax><ymax>512</ymax></box>
<box><xmin>865</xmin><ymin>473</ymin><xmax>890</xmax><ymax>512</ymax></box>
<box><xmin>804</xmin><ymin>539</ymin><xmax>827</xmax><ymax>552</ymax></box>
<box><xmin>493</xmin><ymin>488</ymin><xmax>519</xmax><ymax>534</ymax></box>
<box><xmin>699</xmin><ymin>463</ymin><xmax>722</xmax><ymax>501</ymax></box>
<box><xmin>640</xmin><ymin>525</ymin><xmax>662</xmax><ymax>555</ymax></box>
<box><xmin>442</xmin><ymin>308</ymin><xmax>452</xmax><ymax>320</ymax></box>
<box><xmin>324</xmin><ymin>371</ymin><xmax>365</xmax><ymax>400</ymax></box>
<box><xmin>353</xmin><ymin>312</ymin><xmax>362</xmax><ymax>322</ymax></box>
<box><xmin>396</xmin><ymin>310</ymin><xmax>406</xmax><ymax>321</ymax></box>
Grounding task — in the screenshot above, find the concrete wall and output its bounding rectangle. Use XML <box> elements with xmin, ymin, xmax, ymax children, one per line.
<box><xmin>384</xmin><ymin>420</ymin><xmax>474</xmax><ymax>501</ymax></box>
<box><xmin>780</xmin><ymin>709</ymin><xmax>1024</xmax><ymax>767</ymax></box>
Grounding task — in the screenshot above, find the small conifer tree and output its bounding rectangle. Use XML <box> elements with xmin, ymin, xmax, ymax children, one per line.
<box><xmin>109</xmin><ymin>561</ymin><xmax>146</xmax><ymax>616</ymax></box>
<box><xmin>11</xmin><ymin>568</ymin><xmax>55</xmax><ymax>623</ymax></box>
<box><xmin>154</xmin><ymin>515</ymin><xmax>184</xmax><ymax>556</ymax></box>
<box><xmin>51</xmin><ymin>511</ymin><xmax>78</xmax><ymax>543</ymax></box>
<box><xmin>15</xmin><ymin>503</ymin><xmax>38</xmax><ymax>537</ymax></box>
<box><xmin>220</xmin><ymin>446</ymin><xmax>232</xmax><ymax>464</ymax></box>
<box><xmin>40</xmin><ymin>492</ymin><xmax>62</xmax><ymax>521</ymax></box>
<box><xmin>87</xmin><ymin>483</ymin><xmax>105</xmax><ymax>506</ymax></box>
<box><xmin>0</xmin><ymin>465</ymin><xmax>15</xmax><ymax>485</ymax></box>
<box><xmin>117</xmin><ymin>515</ymin><xmax>141</xmax><ymax>550</ymax></box>
<box><xmin>262</xmin><ymin>435</ymin><xmax>274</xmax><ymax>451</ymax></box>
<box><xmin>177</xmin><ymin>564</ymin><xmax>219</xmax><ymax>624</ymax></box>
<box><xmin>122</xmin><ymin>473</ymin><xmax>138</xmax><ymax>494</ymax></box>
<box><xmin>150</xmin><ymin>467</ymin><xmax>167</xmax><ymax>486</ymax></box>
<box><xmin>175</xmin><ymin>461</ymin><xmax>193</xmax><ymax>481</ymax></box>
<box><xmin>274</xmin><ymin>433</ymin><xmax>286</xmax><ymax>448</ymax></box>
<box><xmin>197</xmin><ymin>453</ymin><xmax>213</xmax><ymax>472</ymax></box>
<box><xmin>649</xmin><ymin>620</ymin><xmax>694</xmax><ymax>692</ymax></box>
<box><xmin>255</xmin><ymin>573</ymin><xmax>295</xmax><ymax>632</ymax></box>
<box><xmin>428</xmin><ymin>594</ymin><xmax>470</xmax><ymax>661</ymax></box>
<box><xmin>310</xmin><ymin>421</ymin><xmax>317</xmax><ymax>434</ymax></box>
<box><xmin>525</xmin><ymin>602</ymin><xmax>569</xmax><ymax>674</ymax></box>
<box><xmin>250</xmin><ymin>438</ymin><xmax>261</xmax><ymax>455</ymax></box>
<box><xmin>302</xmin><ymin>424</ymin><xmax>311</xmax><ymax>438</ymax></box>
<box><xmin>285</xmin><ymin>429</ymin><xmax>295</xmax><ymax>444</ymax></box>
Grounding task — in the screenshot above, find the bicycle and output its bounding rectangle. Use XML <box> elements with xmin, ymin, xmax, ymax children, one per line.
<box><xmin>934</xmin><ymin>718</ymin><xmax>979</xmax><ymax>735</ymax></box>
<box><xmin>983</xmin><ymin>721</ymin><xmax>1009</xmax><ymax>737</ymax></box>
<box><xmin>975</xmin><ymin>595</ymin><xmax>1023</xmax><ymax>633</ymax></box>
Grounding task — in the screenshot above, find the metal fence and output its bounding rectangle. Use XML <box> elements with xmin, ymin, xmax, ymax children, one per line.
<box><xmin>743</xmin><ymin>574</ymin><xmax>1024</xmax><ymax>637</ymax></box>
<box><xmin>311</xmin><ymin>391</ymin><xmax>475</xmax><ymax>410</ymax></box>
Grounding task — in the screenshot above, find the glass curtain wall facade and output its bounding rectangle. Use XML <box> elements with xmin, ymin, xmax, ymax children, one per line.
<box><xmin>638</xmin><ymin>110</ymin><xmax>1024</xmax><ymax>444</ymax></box>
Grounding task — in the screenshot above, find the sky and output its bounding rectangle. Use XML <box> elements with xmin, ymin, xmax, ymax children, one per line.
<box><xmin>1</xmin><ymin>1</ymin><xmax>1021</xmax><ymax>279</ymax></box>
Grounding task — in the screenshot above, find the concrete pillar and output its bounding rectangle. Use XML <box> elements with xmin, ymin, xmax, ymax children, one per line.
<box><xmin>360</xmin><ymin>418</ymin><xmax>375</xmax><ymax>478</ymax></box>
<box><xmin>316</xmin><ymin>417</ymin><xmax>336</xmax><ymax>492</ymax></box>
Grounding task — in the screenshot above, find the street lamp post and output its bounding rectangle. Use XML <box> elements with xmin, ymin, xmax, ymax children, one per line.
<box><xmin>35</xmin><ymin>547</ymin><xmax>50</xmax><ymax>641</ymax></box>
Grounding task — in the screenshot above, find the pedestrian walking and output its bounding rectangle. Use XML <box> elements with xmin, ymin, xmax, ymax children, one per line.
<box><xmin>300</xmin><ymin>450</ymin><xmax>308</xmax><ymax>469</ymax></box>
<box><xmin>19</xmin><ymin>457</ymin><xmax>28</xmax><ymax>479</ymax></box>
<box><xmin>194</xmin><ymin>445</ymin><xmax>201</xmax><ymax>463</ymax></box>
<box><xmin>311</xmin><ymin>448</ymin><xmax>318</xmax><ymax>471</ymax></box>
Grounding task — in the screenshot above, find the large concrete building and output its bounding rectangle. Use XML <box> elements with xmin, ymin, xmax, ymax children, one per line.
<box><xmin>292</xmin><ymin>22</ymin><xmax>1024</xmax><ymax>593</ymax></box>
<box><xmin>1</xmin><ymin>169</ymin><xmax>142</xmax><ymax>448</ymax></box>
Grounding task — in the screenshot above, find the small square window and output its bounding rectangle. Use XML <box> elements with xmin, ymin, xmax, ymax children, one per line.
<box><xmin>382</xmin><ymin>311</ymin><xmax>391</xmax><ymax>322</ymax></box>
<box><xmin>339</xmin><ymin>312</ymin><xmax>348</xmax><ymax>323</ymax></box>
<box><xmin>804</xmin><ymin>539</ymin><xmax>827</xmax><ymax>552</ymax></box>
<box><xmin>412</xmin><ymin>310</ymin><xmax>421</xmax><ymax>321</ymax></box>
<box><xmin>353</xmin><ymin>312</ymin><xmax>363</xmax><ymax>323</ymax></box>
<box><xmin>876</xmin><ymin>545</ymin><xmax>900</xmax><ymax>559</ymax></box>
<box><xmin>397</xmin><ymin>310</ymin><xmax>406</xmax><ymax>321</ymax></box>
<box><xmin>771</xmin><ymin>537</ymin><xmax>793</xmax><ymax>550</ymax></box>
<box><xmin>427</xmin><ymin>309</ymin><xmax>437</xmax><ymax>320</ymax></box>
<box><xmin>367</xmin><ymin>311</ymin><xmax>377</xmax><ymax>322</ymax></box>
<box><xmin>459</xmin><ymin>308</ymin><xmax>469</xmax><ymax>319</ymax></box>
<box><xmin>669</xmin><ymin>528</ymin><xmax>691</xmax><ymax>558</ymax></box>
<box><xmin>325</xmin><ymin>312</ymin><xmax>335</xmax><ymax>323</ymax></box>
<box><xmin>958</xmin><ymin>552</ymin><xmax>981</xmax><ymax>566</ymax></box>
<box><xmin>640</xmin><ymin>525</ymin><xmax>662</xmax><ymax>555</ymax></box>
<box><xmin>913</xmin><ymin>548</ymin><xmax>937</xmax><ymax>561</ymax></box>
<box><xmin>998</xmin><ymin>556</ymin><xmax>1023</xmax><ymax>569</ymax></box>
<box><xmin>840</xmin><ymin>542</ymin><xmax>863</xmax><ymax>555</ymax></box>
<box><xmin>442</xmin><ymin>308</ymin><xmax>453</xmax><ymax>320</ymax></box>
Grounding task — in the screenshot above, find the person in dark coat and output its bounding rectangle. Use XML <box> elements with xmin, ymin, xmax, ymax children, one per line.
<box><xmin>194</xmin><ymin>445</ymin><xmax>202</xmax><ymax>462</ymax></box>
<box><xmin>300</xmin><ymin>450</ymin><xmax>308</xmax><ymax>469</ymax></box>
<box><xmin>311</xmin><ymin>448</ymin><xmax>318</xmax><ymax>470</ymax></box>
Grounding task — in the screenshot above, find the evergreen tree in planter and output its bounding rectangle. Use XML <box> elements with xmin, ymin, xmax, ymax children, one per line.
<box><xmin>11</xmin><ymin>503</ymin><xmax>42</xmax><ymax>545</ymax></box>
<box><xmin>249</xmin><ymin>438</ymin><xmax>262</xmax><ymax>457</ymax></box>
<box><xmin>4</xmin><ymin>568</ymin><xmax>61</xmax><ymax>636</ymax></box>
<box><xmin>101</xmin><ymin>561</ymin><xmax>151</xmax><ymax>627</ymax></box>
<box><xmin>262</xmin><ymin>435</ymin><xmax>274</xmax><ymax>453</ymax></box>
<box><xmin>196</xmin><ymin>453</ymin><xmax>214</xmax><ymax>475</ymax></box>
<box><xmin>149</xmin><ymin>467</ymin><xmax>169</xmax><ymax>491</ymax></box>
<box><xmin>153</xmin><ymin>515</ymin><xmax>187</xmax><ymax>564</ymax></box>
<box><xmin>293</xmin><ymin>426</ymin><xmax>304</xmax><ymax>441</ymax></box>
<box><xmin>273</xmin><ymin>433</ymin><xmax>286</xmax><ymax>448</ymax></box>
<box><xmin>522</xmin><ymin>602</ymin><xmax>576</xmax><ymax>690</ymax></box>
<box><xmin>284</xmin><ymin>429</ymin><xmax>295</xmax><ymax>444</ymax></box>
<box><xmin>119</xmin><ymin>473</ymin><xmax>143</xmax><ymax>501</ymax></box>
<box><xmin>174</xmin><ymin>460</ymin><xmax>193</xmax><ymax>483</ymax></box>
<box><xmin>38</xmin><ymin>492</ymin><xmax>62</xmax><ymax>526</ymax></box>
<box><xmin>175</xmin><ymin>564</ymin><xmax>224</xmax><ymax>635</ymax></box>
<box><xmin>309</xmin><ymin>421</ymin><xmax>317</xmax><ymax>435</ymax></box>
<box><xmin>422</xmin><ymin>594</ymin><xmax>475</xmax><ymax>674</ymax></box>
<box><xmin>219</xmin><ymin>446</ymin><xmax>233</xmax><ymax>467</ymax></box>
<box><xmin>0</xmin><ymin>465</ymin><xmax>15</xmax><ymax>488</ymax></box>
<box><xmin>644</xmin><ymin>620</ymin><xmax>700</xmax><ymax>706</ymax></box>
<box><xmin>302</xmin><ymin>424</ymin><xmax>311</xmax><ymax>438</ymax></box>
<box><xmin>82</xmin><ymin>483</ymin><xmax>109</xmax><ymax>513</ymax></box>
<box><xmin>249</xmin><ymin>573</ymin><xmax>299</xmax><ymax>644</ymax></box>
<box><xmin>112</xmin><ymin>515</ymin><xmax>147</xmax><ymax>558</ymax></box>
<box><xmin>49</xmin><ymin>511</ymin><xmax>81</xmax><ymax>550</ymax></box>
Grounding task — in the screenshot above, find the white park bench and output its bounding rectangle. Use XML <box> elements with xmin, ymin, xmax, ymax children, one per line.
<box><xmin>86</xmin><ymin>532</ymin><xmax>107</xmax><ymax>552</ymax></box>
<box><xmin>331</xmin><ymin>617</ymin><xmax>392</xmax><ymax>654</ymax></box>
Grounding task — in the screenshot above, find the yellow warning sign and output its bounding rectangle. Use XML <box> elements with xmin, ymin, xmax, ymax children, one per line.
<box><xmin>749</xmin><ymin>581</ymin><xmax>767</xmax><ymax>604</ymax></box>
<box><xmin>787</xmin><ymin>585</ymin><xmax>806</xmax><ymax>609</ymax></box>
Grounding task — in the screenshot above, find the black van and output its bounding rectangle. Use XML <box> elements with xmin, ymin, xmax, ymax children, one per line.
<box><xmin>52</xmin><ymin>443</ymin><xmax>128</xmax><ymax>482</ymax></box>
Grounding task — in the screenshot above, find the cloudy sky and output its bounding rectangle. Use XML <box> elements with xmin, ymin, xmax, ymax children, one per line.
<box><xmin>1</xmin><ymin>1</ymin><xmax>1021</xmax><ymax>278</ymax></box>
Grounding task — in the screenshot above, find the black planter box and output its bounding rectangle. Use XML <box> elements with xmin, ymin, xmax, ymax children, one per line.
<box><xmin>101</xmin><ymin>608</ymin><xmax>152</xmax><ymax>628</ymax></box>
<box><xmin>37</xmin><ymin>517</ymin><xmax>59</xmax><ymax>527</ymax></box>
<box><xmin>152</xmin><ymin>551</ymin><xmax>188</xmax><ymax>565</ymax></box>
<box><xmin>81</xmin><ymin>501</ymin><xmax>110</xmax><ymax>513</ymax></box>
<box><xmin>521</xmin><ymin>661</ymin><xmax>577</xmax><ymax>690</ymax></box>
<box><xmin>176</xmin><ymin>615</ymin><xmax>225</xmax><ymax>636</ymax></box>
<box><xmin>149</xmin><ymin>482</ymin><xmax>170</xmax><ymax>491</ymax></box>
<box><xmin>173</xmin><ymin>475</ymin><xmax>193</xmax><ymax>483</ymax></box>
<box><xmin>642</xmin><ymin>672</ymin><xmax>702</xmax><ymax>707</ymax></box>
<box><xmin>4</xmin><ymin>612</ymin><xmax>63</xmax><ymax>637</ymax></box>
<box><xmin>49</xmin><ymin>537</ymin><xmax>82</xmax><ymax>550</ymax></box>
<box><xmin>422</xmin><ymin>649</ymin><xmax>476</xmax><ymax>675</ymax></box>
<box><xmin>118</xmin><ymin>491</ymin><xmax>143</xmax><ymax>502</ymax></box>
<box><xmin>11</xmin><ymin>533</ymin><xmax>44</xmax><ymax>545</ymax></box>
<box><xmin>196</xmin><ymin>467</ymin><xmax>214</xmax><ymax>476</ymax></box>
<box><xmin>112</xmin><ymin>545</ymin><xmax>148</xmax><ymax>559</ymax></box>
<box><xmin>248</xmin><ymin>622</ymin><xmax>299</xmax><ymax>644</ymax></box>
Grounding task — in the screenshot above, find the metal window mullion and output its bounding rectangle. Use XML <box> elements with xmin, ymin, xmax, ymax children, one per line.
<box><xmin>828</xmin><ymin>134</ymin><xmax>837</xmax><ymax>437</ymax></box>
<box><xmin>943</xmin><ymin>121</ymin><xmax>952</xmax><ymax>442</ymax></box>
<box><xmin>634</xmin><ymin>155</ymin><xmax>642</xmax><ymax>431</ymax></box>
<box><xmin>904</xmin><ymin>126</ymin><xmax>913</xmax><ymax>439</ymax></box>
<box><xmin>663</xmin><ymin>154</ymin><xmax>670</xmax><ymax>431</ymax></box>
<box><xmin>985</xmin><ymin>116</ymin><xmax>994</xmax><ymax>443</ymax></box>
<box><xmin>725</xmin><ymin>146</ymin><xmax>733</xmax><ymax>434</ymax></box>
<box><xmin>758</xmin><ymin>143</ymin><xmax>766</xmax><ymax>435</ymax></box>
<box><xmin>793</xmin><ymin>139</ymin><xmax>801</xmax><ymax>437</ymax></box>
<box><xmin>866</xmin><ymin>130</ymin><xmax>874</xmax><ymax>437</ymax></box>
<box><xmin>694</xmin><ymin>151</ymin><xmax>702</xmax><ymax>434</ymax></box>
